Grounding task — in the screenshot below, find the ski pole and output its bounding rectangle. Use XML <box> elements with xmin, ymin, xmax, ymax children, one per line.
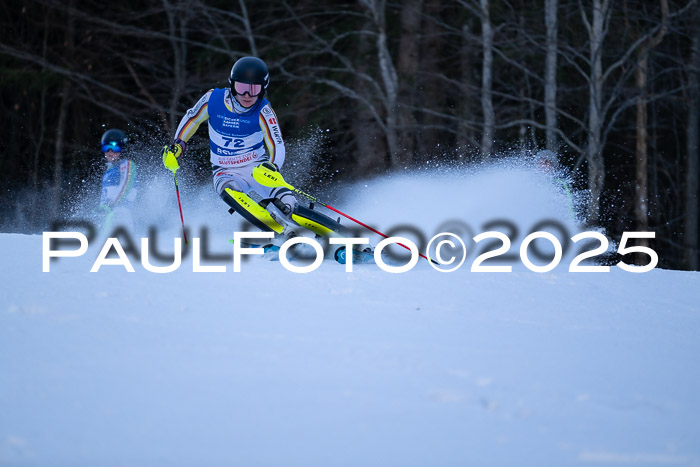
<box><xmin>252</xmin><ymin>164</ymin><xmax>434</xmax><ymax>263</ymax></box>
<box><xmin>173</xmin><ymin>173</ymin><xmax>188</xmax><ymax>245</ymax></box>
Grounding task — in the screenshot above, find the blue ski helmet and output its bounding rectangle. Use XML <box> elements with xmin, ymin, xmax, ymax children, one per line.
<box><xmin>101</xmin><ymin>129</ymin><xmax>128</xmax><ymax>153</ymax></box>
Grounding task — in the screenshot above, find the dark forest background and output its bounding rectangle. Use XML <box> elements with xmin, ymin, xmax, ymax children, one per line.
<box><xmin>1</xmin><ymin>0</ymin><xmax>698</xmax><ymax>269</ymax></box>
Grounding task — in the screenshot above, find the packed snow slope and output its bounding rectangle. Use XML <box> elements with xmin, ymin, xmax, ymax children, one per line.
<box><xmin>2</xmin><ymin>164</ymin><xmax>700</xmax><ymax>466</ymax></box>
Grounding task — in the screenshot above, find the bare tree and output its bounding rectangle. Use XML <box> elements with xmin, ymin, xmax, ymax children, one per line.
<box><xmin>352</xmin><ymin>12</ymin><xmax>389</xmax><ymax>174</ymax></box>
<box><xmin>457</xmin><ymin>21</ymin><xmax>477</xmax><ymax>152</ymax></box>
<box><xmin>163</xmin><ymin>0</ymin><xmax>190</xmax><ymax>132</ymax></box>
<box><xmin>480</xmin><ymin>0</ymin><xmax>495</xmax><ymax>157</ymax></box>
<box><xmin>238</xmin><ymin>0</ymin><xmax>258</xmax><ymax>55</ymax></box>
<box><xmin>580</xmin><ymin>0</ymin><xmax>611</xmax><ymax>225</ymax></box>
<box><xmin>361</xmin><ymin>0</ymin><xmax>400</xmax><ymax>165</ymax></box>
<box><xmin>632</xmin><ymin>0</ymin><xmax>668</xmax><ymax>240</ymax></box>
<box><xmin>685</xmin><ymin>12</ymin><xmax>700</xmax><ymax>269</ymax></box>
<box><xmin>544</xmin><ymin>0</ymin><xmax>558</xmax><ymax>150</ymax></box>
<box><xmin>416</xmin><ymin>0</ymin><xmax>446</xmax><ymax>155</ymax></box>
<box><xmin>396</xmin><ymin>0</ymin><xmax>423</xmax><ymax>161</ymax></box>
<box><xmin>277</xmin><ymin>1</ymin><xmax>402</xmax><ymax>172</ymax></box>
<box><xmin>51</xmin><ymin>0</ymin><xmax>76</xmax><ymax>216</ymax></box>
<box><xmin>32</xmin><ymin>14</ymin><xmax>50</xmax><ymax>195</ymax></box>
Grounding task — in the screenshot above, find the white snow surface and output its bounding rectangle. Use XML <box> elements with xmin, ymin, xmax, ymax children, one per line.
<box><xmin>2</xmin><ymin>165</ymin><xmax>700</xmax><ymax>466</ymax></box>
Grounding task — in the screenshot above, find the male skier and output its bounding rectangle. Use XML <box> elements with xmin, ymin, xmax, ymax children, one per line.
<box><xmin>161</xmin><ymin>56</ymin><xmax>348</xmax><ymax>247</ymax></box>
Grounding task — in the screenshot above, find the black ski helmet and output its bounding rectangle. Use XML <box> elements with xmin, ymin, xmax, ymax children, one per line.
<box><xmin>229</xmin><ymin>56</ymin><xmax>270</xmax><ymax>98</ymax></box>
<box><xmin>101</xmin><ymin>128</ymin><xmax>128</xmax><ymax>149</ymax></box>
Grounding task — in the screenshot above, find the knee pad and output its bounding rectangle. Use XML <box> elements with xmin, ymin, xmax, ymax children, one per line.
<box><xmin>221</xmin><ymin>188</ymin><xmax>285</xmax><ymax>234</ymax></box>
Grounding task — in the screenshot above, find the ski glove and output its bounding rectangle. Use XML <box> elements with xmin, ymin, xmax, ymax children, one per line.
<box><xmin>162</xmin><ymin>141</ymin><xmax>185</xmax><ymax>173</ymax></box>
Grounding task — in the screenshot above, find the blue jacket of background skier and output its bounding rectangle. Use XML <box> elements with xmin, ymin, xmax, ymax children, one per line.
<box><xmin>100</xmin><ymin>158</ymin><xmax>137</xmax><ymax>208</ymax></box>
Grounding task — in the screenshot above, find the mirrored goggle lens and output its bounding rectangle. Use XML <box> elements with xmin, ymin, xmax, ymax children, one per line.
<box><xmin>234</xmin><ymin>82</ymin><xmax>262</xmax><ymax>96</ymax></box>
<box><xmin>102</xmin><ymin>142</ymin><xmax>122</xmax><ymax>153</ymax></box>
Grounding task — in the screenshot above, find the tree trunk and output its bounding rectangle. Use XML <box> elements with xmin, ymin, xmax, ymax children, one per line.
<box><xmin>239</xmin><ymin>0</ymin><xmax>257</xmax><ymax>56</ymax></box>
<box><xmin>457</xmin><ymin>22</ymin><xmax>475</xmax><ymax>153</ymax></box>
<box><xmin>544</xmin><ymin>0</ymin><xmax>558</xmax><ymax>150</ymax></box>
<box><xmin>417</xmin><ymin>0</ymin><xmax>443</xmax><ymax>157</ymax></box>
<box><xmin>634</xmin><ymin>0</ymin><xmax>667</xmax><ymax>251</ymax></box>
<box><xmin>352</xmin><ymin>13</ymin><xmax>388</xmax><ymax>175</ymax></box>
<box><xmin>480</xmin><ymin>0</ymin><xmax>495</xmax><ymax>158</ymax></box>
<box><xmin>518</xmin><ymin>87</ymin><xmax>527</xmax><ymax>148</ymax></box>
<box><xmin>33</xmin><ymin>14</ymin><xmax>50</xmax><ymax>195</ymax></box>
<box><xmin>377</xmin><ymin>28</ymin><xmax>400</xmax><ymax>167</ymax></box>
<box><xmin>33</xmin><ymin>89</ymin><xmax>47</xmax><ymax>193</ymax></box>
<box><xmin>367</xmin><ymin>0</ymin><xmax>400</xmax><ymax>167</ymax></box>
<box><xmin>396</xmin><ymin>0</ymin><xmax>422</xmax><ymax>162</ymax></box>
<box><xmin>51</xmin><ymin>0</ymin><xmax>74</xmax><ymax>219</ymax></box>
<box><xmin>164</xmin><ymin>0</ymin><xmax>188</xmax><ymax>133</ymax></box>
<box><xmin>51</xmin><ymin>83</ymin><xmax>71</xmax><ymax>220</ymax></box>
<box><xmin>584</xmin><ymin>0</ymin><xmax>609</xmax><ymax>225</ymax></box>
<box><xmin>634</xmin><ymin>57</ymin><xmax>650</xmax><ymax>235</ymax></box>
<box><xmin>685</xmin><ymin>24</ymin><xmax>700</xmax><ymax>270</ymax></box>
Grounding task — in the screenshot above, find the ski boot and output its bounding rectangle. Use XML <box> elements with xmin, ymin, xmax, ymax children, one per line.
<box><xmin>334</xmin><ymin>245</ymin><xmax>375</xmax><ymax>264</ymax></box>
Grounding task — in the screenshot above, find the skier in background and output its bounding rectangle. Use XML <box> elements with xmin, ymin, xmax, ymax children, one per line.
<box><xmin>161</xmin><ymin>56</ymin><xmax>342</xmax><ymax>241</ymax></box>
<box><xmin>99</xmin><ymin>128</ymin><xmax>138</xmax><ymax>232</ymax></box>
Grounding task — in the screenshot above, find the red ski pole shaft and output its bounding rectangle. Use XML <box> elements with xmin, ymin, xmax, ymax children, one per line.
<box><xmin>301</xmin><ymin>192</ymin><xmax>431</xmax><ymax>262</ymax></box>
<box><xmin>173</xmin><ymin>173</ymin><xmax>188</xmax><ymax>245</ymax></box>
<box><xmin>322</xmin><ymin>204</ymin><xmax>429</xmax><ymax>260</ymax></box>
<box><xmin>251</xmin><ymin>166</ymin><xmax>435</xmax><ymax>263</ymax></box>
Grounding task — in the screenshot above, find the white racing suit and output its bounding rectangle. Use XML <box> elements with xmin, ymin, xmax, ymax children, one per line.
<box><xmin>100</xmin><ymin>158</ymin><xmax>137</xmax><ymax>231</ymax></box>
<box><xmin>174</xmin><ymin>88</ymin><xmax>296</xmax><ymax>233</ymax></box>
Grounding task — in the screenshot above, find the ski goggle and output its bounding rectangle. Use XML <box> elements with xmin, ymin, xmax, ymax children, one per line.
<box><xmin>102</xmin><ymin>142</ymin><xmax>122</xmax><ymax>153</ymax></box>
<box><xmin>233</xmin><ymin>81</ymin><xmax>262</xmax><ymax>97</ymax></box>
